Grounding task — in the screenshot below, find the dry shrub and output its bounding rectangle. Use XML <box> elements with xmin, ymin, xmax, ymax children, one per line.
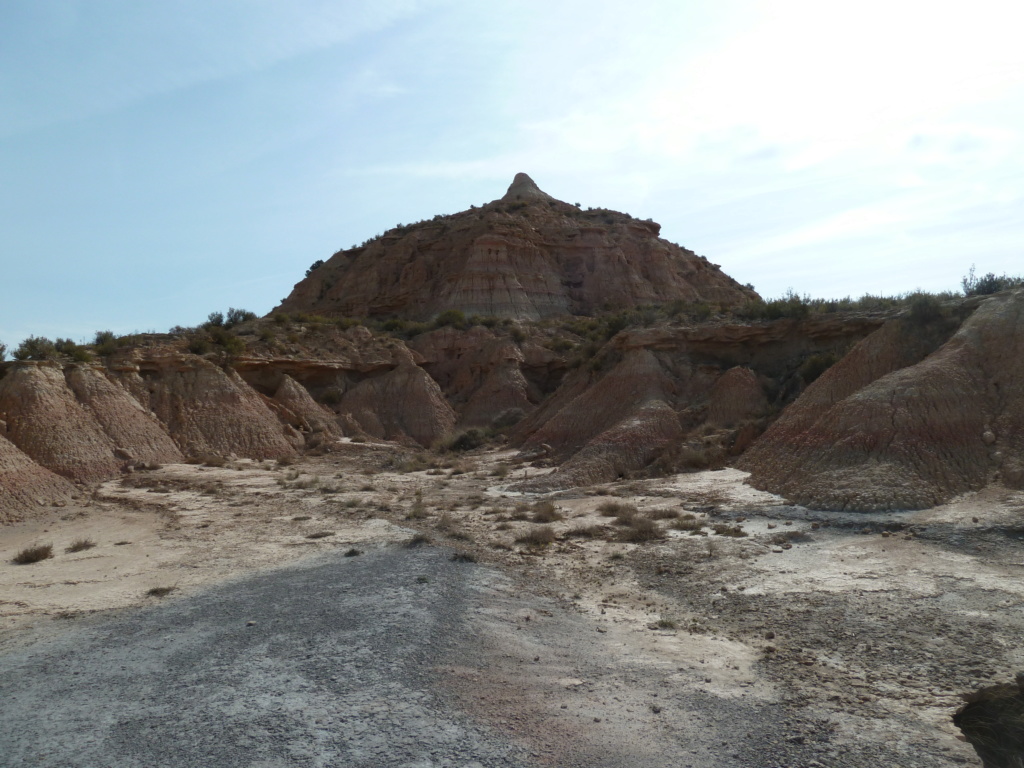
<box><xmin>712</xmin><ymin>523</ymin><xmax>748</xmax><ymax>538</ymax></box>
<box><xmin>647</xmin><ymin>508</ymin><xmax>679</xmax><ymax>520</ymax></box>
<box><xmin>672</xmin><ymin>517</ymin><xmax>705</xmax><ymax>532</ymax></box>
<box><xmin>516</xmin><ymin>526</ymin><xmax>556</xmax><ymax>547</ymax></box>
<box><xmin>563</xmin><ymin>525</ymin><xmax>607</xmax><ymax>539</ymax></box>
<box><xmin>13</xmin><ymin>544</ymin><xmax>53</xmax><ymax>565</ymax></box>
<box><xmin>146</xmin><ymin>586</ymin><xmax>176</xmax><ymax>597</ymax></box>
<box><xmin>305</xmin><ymin>531</ymin><xmax>335</xmax><ymax>539</ymax></box>
<box><xmin>530</xmin><ymin>501</ymin><xmax>562</xmax><ymax>523</ymax></box>
<box><xmin>65</xmin><ymin>539</ymin><xmax>96</xmax><ymax>553</ymax></box>
<box><xmin>598</xmin><ymin>501</ymin><xmax>636</xmax><ymax>517</ymax></box>
<box><xmin>510</xmin><ymin>505</ymin><xmax>530</xmax><ymax>521</ymax></box>
<box><xmin>618</xmin><ymin>518</ymin><xmax>661</xmax><ymax>542</ymax></box>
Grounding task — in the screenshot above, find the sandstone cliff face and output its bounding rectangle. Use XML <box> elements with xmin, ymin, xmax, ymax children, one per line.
<box><xmin>276</xmin><ymin>174</ymin><xmax>757</xmax><ymax>321</ymax></box>
<box><xmin>0</xmin><ymin>434</ymin><xmax>75</xmax><ymax>523</ymax></box>
<box><xmin>740</xmin><ymin>291</ymin><xmax>1024</xmax><ymax>510</ymax></box>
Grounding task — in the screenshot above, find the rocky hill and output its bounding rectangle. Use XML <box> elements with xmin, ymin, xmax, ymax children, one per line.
<box><xmin>275</xmin><ymin>173</ymin><xmax>757</xmax><ymax>321</ymax></box>
<box><xmin>2</xmin><ymin>173</ymin><xmax>1022</xmax><ymax>521</ymax></box>
<box><xmin>740</xmin><ymin>289</ymin><xmax>1024</xmax><ymax>510</ymax></box>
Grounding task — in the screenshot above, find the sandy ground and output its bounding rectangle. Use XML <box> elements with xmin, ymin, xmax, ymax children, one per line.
<box><xmin>4</xmin><ymin>440</ymin><xmax>1023</xmax><ymax>765</ymax></box>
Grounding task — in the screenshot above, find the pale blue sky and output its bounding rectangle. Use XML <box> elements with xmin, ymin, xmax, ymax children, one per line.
<box><xmin>2</xmin><ymin>0</ymin><xmax>1022</xmax><ymax>347</ymax></box>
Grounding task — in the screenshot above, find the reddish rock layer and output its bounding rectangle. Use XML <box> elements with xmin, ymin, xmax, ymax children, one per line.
<box><xmin>515</xmin><ymin>348</ymin><xmax>685</xmax><ymax>490</ymax></box>
<box><xmin>741</xmin><ymin>291</ymin><xmax>1024</xmax><ymax>510</ymax></box>
<box><xmin>276</xmin><ymin>174</ymin><xmax>757</xmax><ymax>321</ymax></box>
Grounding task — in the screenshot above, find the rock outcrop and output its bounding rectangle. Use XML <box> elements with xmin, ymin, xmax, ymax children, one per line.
<box><xmin>64</xmin><ymin>365</ymin><xmax>183</xmax><ymax>467</ymax></box>
<box><xmin>275</xmin><ymin>173</ymin><xmax>758</xmax><ymax>321</ymax></box>
<box><xmin>140</xmin><ymin>355</ymin><xmax>299</xmax><ymax>460</ymax></box>
<box><xmin>270</xmin><ymin>375</ymin><xmax>343</xmax><ymax>447</ymax></box>
<box><xmin>337</xmin><ymin>350</ymin><xmax>457</xmax><ymax>447</ymax></box>
<box><xmin>741</xmin><ymin>291</ymin><xmax>1024</xmax><ymax>510</ymax></box>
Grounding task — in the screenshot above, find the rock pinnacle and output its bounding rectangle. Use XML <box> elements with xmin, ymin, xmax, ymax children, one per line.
<box><xmin>501</xmin><ymin>172</ymin><xmax>555</xmax><ymax>203</ymax></box>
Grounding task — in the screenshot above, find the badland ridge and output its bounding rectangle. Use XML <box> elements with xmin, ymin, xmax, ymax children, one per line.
<box><xmin>1</xmin><ymin>174</ymin><xmax>1022</xmax><ymax>520</ymax></box>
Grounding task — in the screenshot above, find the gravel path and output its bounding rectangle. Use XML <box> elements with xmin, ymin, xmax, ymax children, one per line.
<box><xmin>0</xmin><ymin>545</ymin><xmax>535</xmax><ymax>768</ymax></box>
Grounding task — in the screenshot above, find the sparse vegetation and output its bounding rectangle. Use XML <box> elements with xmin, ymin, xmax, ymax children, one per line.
<box><xmin>146</xmin><ymin>586</ymin><xmax>176</xmax><ymax>597</ymax></box>
<box><xmin>305</xmin><ymin>531</ymin><xmax>335</xmax><ymax>539</ymax></box>
<box><xmin>515</xmin><ymin>526</ymin><xmax>556</xmax><ymax>547</ymax></box>
<box><xmin>530</xmin><ymin>500</ymin><xmax>562</xmax><ymax>523</ymax></box>
<box><xmin>65</xmin><ymin>539</ymin><xmax>96</xmax><ymax>553</ymax></box>
<box><xmin>597</xmin><ymin>501</ymin><xmax>636</xmax><ymax>517</ymax></box>
<box><xmin>617</xmin><ymin>517</ymin><xmax>661</xmax><ymax>542</ymax></box>
<box><xmin>962</xmin><ymin>264</ymin><xmax>1024</xmax><ymax>296</ymax></box>
<box><xmin>12</xmin><ymin>544</ymin><xmax>53</xmax><ymax>564</ymax></box>
<box><xmin>712</xmin><ymin>523</ymin><xmax>747</xmax><ymax>538</ymax></box>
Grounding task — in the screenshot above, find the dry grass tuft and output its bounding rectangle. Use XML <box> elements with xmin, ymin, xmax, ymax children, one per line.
<box><xmin>65</xmin><ymin>539</ymin><xmax>96</xmax><ymax>553</ymax></box>
<box><xmin>617</xmin><ymin>517</ymin><xmax>662</xmax><ymax>543</ymax></box>
<box><xmin>12</xmin><ymin>544</ymin><xmax>53</xmax><ymax>565</ymax></box>
<box><xmin>530</xmin><ymin>500</ymin><xmax>563</xmax><ymax>523</ymax></box>
<box><xmin>516</xmin><ymin>526</ymin><xmax>556</xmax><ymax>547</ymax></box>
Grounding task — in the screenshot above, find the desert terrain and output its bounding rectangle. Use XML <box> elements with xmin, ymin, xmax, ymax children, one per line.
<box><xmin>4</xmin><ymin>438</ymin><xmax>1021</xmax><ymax>766</ymax></box>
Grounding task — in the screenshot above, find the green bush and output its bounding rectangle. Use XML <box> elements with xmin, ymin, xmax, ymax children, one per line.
<box><xmin>962</xmin><ymin>265</ymin><xmax>1024</xmax><ymax>296</ymax></box>
<box><xmin>0</xmin><ymin>341</ymin><xmax>6</xmax><ymax>361</ymax></box>
<box><xmin>306</xmin><ymin>259</ymin><xmax>325</xmax><ymax>277</ymax></box>
<box><xmin>441</xmin><ymin>428</ymin><xmax>486</xmax><ymax>452</ymax></box>
<box><xmin>54</xmin><ymin>338</ymin><xmax>91</xmax><ymax>362</ymax></box>
<box><xmin>798</xmin><ymin>352</ymin><xmax>839</xmax><ymax>384</ymax></box>
<box><xmin>906</xmin><ymin>292</ymin><xmax>945</xmax><ymax>325</ymax></box>
<box><xmin>13</xmin><ymin>336</ymin><xmax>57</xmax><ymax>361</ymax></box>
<box><xmin>433</xmin><ymin>309</ymin><xmax>467</xmax><ymax>329</ymax></box>
<box><xmin>225</xmin><ymin>308</ymin><xmax>257</xmax><ymax>328</ymax></box>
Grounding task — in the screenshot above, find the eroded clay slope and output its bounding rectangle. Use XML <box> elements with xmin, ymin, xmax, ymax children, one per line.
<box><xmin>65</xmin><ymin>365</ymin><xmax>183</xmax><ymax>466</ymax></box>
<box><xmin>0</xmin><ymin>434</ymin><xmax>75</xmax><ymax>523</ymax></box>
<box><xmin>338</xmin><ymin>349</ymin><xmax>456</xmax><ymax>446</ymax></box>
<box><xmin>741</xmin><ymin>290</ymin><xmax>1024</xmax><ymax>510</ymax></box>
<box><xmin>0</xmin><ymin>364</ymin><xmax>122</xmax><ymax>482</ymax></box>
<box><xmin>276</xmin><ymin>173</ymin><xmax>757</xmax><ymax>321</ymax></box>
<box><xmin>140</xmin><ymin>355</ymin><xmax>299</xmax><ymax>460</ymax></box>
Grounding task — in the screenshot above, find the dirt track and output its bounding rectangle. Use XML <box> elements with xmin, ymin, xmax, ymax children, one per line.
<box><xmin>2</xmin><ymin>442</ymin><xmax>1020</xmax><ymax>766</ymax></box>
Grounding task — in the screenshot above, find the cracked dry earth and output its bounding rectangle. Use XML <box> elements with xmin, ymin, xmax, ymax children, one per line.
<box><xmin>2</xmin><ymin>440</ymin><xmax>1023</xmax><ymax>766</ymax></box>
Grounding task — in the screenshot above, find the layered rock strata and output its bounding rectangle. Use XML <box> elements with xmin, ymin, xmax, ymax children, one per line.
<box><xmin>741</xmin><ymin>291</ymin><xmax>1023</xmax><ymax>510</ymax></box>
<box><xmin>275</xmin><ymin>173</ymin><xmax>758</xmax><ymax>321</ymax></box>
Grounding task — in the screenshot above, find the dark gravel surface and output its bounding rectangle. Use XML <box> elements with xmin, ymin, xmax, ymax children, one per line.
<box><xmin>0</xmin><ymin>545</ymin><xmax>535</xmax><ymax>768</ymax></box>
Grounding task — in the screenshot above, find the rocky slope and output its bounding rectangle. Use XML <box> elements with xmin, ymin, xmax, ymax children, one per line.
<box><xmin>275</xmin><ymin>173</ymin><xmax>757</xmax><ymax>321</ymax></box>
<box><xmin>740</xmin><ymin>290</ymin><xmax>1024</xmax><ymax>510</ymax></box>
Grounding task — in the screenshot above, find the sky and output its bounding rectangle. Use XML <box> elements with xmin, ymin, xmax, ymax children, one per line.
<box><xmin>2</xmin><ymin>0</ymin><xmax>1023</xmax><ymax>347</ymax></box>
